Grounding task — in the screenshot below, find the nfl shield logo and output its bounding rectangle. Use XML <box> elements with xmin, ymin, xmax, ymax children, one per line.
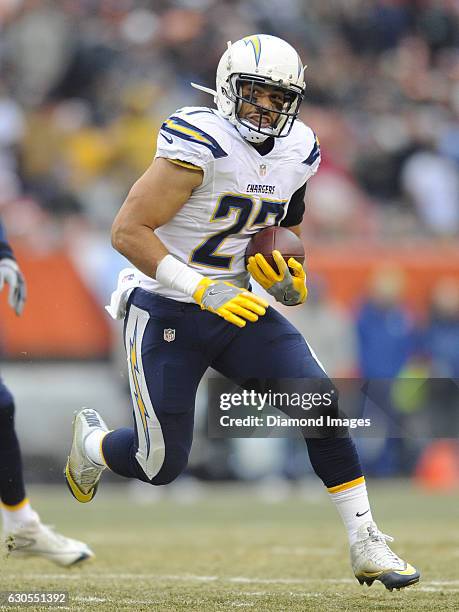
<box><xmin>259</xmin><ymin>164</ymin><xmax>267</xmax><ymax>177</ymax></box>
<box><xmin>163</xmin><ymin>328</ymin><xmax>175</xmax><ymax>342</ymax></box>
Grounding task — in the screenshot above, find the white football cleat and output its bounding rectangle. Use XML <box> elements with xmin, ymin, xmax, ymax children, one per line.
<box><xmin>65</xmin><ymin>408</ymin><xmax>108</xmax><ymax>503</ymax></box>
<box><xmin>351</xmin><ymin>521</ymin><xmax>420</xmax><ymax>591</ymax></box>
<box><xmin>4</xmin><ymin>514</ymin><xmax>93</xmax><ymax>566</ymax></box>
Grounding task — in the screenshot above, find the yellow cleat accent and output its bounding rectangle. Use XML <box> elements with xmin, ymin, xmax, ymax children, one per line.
<box><xmin>64</xmin><ymin>460</ymin><xmax>97</xmax><ymax>504</ymax></box>
<box><xmin>64</xmin><ymin>409</ymin><xmax>107</xmax><ymax>504</ymax></box>
<box><xmin>351</xmin><ymin>522</ymin><xmax>420</xmax><ymax>591</ymax></box>
<box><xmin>393</xmin><ymin>563</ymin><xmax>417</xmax><ymax>576</ymax></box>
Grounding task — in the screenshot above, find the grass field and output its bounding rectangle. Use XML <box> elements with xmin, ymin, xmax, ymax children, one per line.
<box><xmin>1</xmin><ymin>481</ymin><xmax>458</xmax><ymax>611</ymax></box>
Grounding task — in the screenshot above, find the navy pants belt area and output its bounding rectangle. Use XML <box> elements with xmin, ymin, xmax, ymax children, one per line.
<box><xmin>102</xmin><ymin>288</ymin><xmax>362</xmax><ymax>488</ymax></box>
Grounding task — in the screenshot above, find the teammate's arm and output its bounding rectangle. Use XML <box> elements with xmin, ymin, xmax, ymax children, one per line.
<box><xmin>111</xmin><ymin>158</ymin><xmax>267</xmax><ymax>327</ymax></box>
<box><xmin>0</xmin><ymin>220</ymin><xmax>26</xmax><ymax>316</ymax></box>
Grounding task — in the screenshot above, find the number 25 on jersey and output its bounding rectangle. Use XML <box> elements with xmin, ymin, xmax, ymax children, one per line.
<box><xmin>190</xmin><ymin>194</ymin><xmax>287</xmax><ymax>270</ymax></box>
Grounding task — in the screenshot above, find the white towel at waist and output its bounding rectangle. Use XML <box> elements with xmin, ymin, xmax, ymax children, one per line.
<box><xmin>105</xmin><ymin>267</ymin><xmax>142</xmax><ymax>320</ymax></box>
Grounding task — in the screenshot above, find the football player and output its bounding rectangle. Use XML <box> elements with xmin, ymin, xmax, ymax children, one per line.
<box><xmin>65</xmin><ymin>35</ymin><xmax>419</xmax><ymax>589</ymax></box>
<box><xmin>0</xmin><ymin>220</ymin><xmax>93</xmax><ymax>565</ymax></box>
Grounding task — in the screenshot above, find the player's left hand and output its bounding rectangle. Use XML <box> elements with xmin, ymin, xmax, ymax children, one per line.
<box><xmin>0</xmin><ymin>258</ymin><xmax>27</xmax><ymax>315</ymax></box>
<box><xmin>247</xmin><ymin>250</ymin><xmax>307</xmax><ymax>306</ymax></box>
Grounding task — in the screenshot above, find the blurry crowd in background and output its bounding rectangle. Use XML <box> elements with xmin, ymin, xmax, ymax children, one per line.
<box><xmin>1</xmin><ymin>0</ymin><xmax>459</xmax><ymax>240</ymax></box>
<box><xmin>0</xmin><ymin>0</ymin><xmax>458</xmax><ymax>482</ymax></box>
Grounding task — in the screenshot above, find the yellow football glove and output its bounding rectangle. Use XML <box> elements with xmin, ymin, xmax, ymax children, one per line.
<box><xmin>193</xmin><ymin>277</ymin><xmax>268</xmax><ymax>328</ymax></box>
<box><xmin>247</xmin><ymin>250</ymin><xmax>307</xmax><ymax>306</ymax></box>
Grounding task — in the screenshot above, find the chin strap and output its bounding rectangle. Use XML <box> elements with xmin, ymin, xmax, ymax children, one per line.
<box><xmin>236</xmin><ymin>122</ymin><xmax>272</xmax><ymax>143</ymax></box>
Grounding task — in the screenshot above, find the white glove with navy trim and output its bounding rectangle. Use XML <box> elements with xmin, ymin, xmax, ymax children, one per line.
<box><xmin>0</xmin><ymin>258</ymin><xmax>26</xmax><ymax>315</ymax></box>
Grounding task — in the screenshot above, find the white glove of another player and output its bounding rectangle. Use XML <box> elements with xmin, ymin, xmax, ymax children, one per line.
<box><xmin>0</xmin><ymin>258</ymin><xmax>26</xmax><ymax>315</ymax></box>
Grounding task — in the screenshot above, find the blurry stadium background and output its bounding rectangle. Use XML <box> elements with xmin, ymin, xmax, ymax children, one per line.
<box><xmin>0</xmin><ymin>2</ymin><xmax>459</xmax><ymax>609</ymax></box>
<box><xmin>1</xmin><ymin>0</ymin><xmax>458</xmax><ymax>484</ymax></box>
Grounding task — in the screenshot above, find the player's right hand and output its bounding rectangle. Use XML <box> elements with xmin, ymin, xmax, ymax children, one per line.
<box><xmin>193</xmin><ymin>277</ymin><xmax>268</xmax><ymax>328</ymax></box>
<box><xmin>0</xmin><ymin>258</ymin><xmax>26</xmax><ymax>316</ymax></box>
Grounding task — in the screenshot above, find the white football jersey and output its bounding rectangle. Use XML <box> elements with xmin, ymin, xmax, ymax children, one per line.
<box><xmin>136</xmin><ymin>106</ymin><xmax>321</xmax><ymax>302</ymax></box>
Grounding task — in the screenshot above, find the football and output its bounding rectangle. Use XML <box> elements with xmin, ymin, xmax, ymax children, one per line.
<box><xmin>245</xmin><ymin>226</ymin><xmax>305</xmax><ymax>269</ymax></box>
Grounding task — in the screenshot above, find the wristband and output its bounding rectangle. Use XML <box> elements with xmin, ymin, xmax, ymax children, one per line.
<box><xmin>155</xmin><ymin>254</ymin><xmax>204</xmax><ymax>298</ymax></box>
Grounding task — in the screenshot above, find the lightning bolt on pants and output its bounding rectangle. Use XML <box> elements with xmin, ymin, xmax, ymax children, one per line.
<box><xmin>102</xmin><ymin>288</ymin><xmax>362</xmax><ymax>488</ymax></box>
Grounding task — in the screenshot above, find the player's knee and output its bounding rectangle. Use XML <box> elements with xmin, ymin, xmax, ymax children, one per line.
<box><xmin>148</xmin><ymin>447</ymin><xmax>189</xmax><ymax>486</ymax></box>
<box><xmin>0</xmin><ymin>386</ymin><xmax>15</xmax><ymax>429</ymax></box>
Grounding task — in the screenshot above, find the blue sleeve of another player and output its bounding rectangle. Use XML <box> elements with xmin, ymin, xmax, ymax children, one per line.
<box><xmin>0</xmin><ymin>219</ymin><xmax>15</xmax><ymax>260</ymax></box>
